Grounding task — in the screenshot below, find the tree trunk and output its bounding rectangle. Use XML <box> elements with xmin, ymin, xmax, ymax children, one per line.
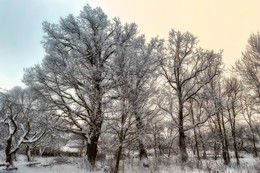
<box><xmin>221</xmin><ymin>112</ymin><xmax>230</xmax><ymax>164</ymax></box>
<box><xmin>228</xmin><ymin>107</ymin><xmax>239</xmax><ymax>165</ymax></box>
<box><xmin>167</xmin><ymin>129</ymin><xmax>174</xmax><ymax>158</ymax></box>
<box><xmin>86</xmin><ymin>79</ymin><xmax>103</xmax><ymax>168</ymax></box>
<box><xmin>5</xmin><ymin>138</ymin><xmax>13</xmax><ymax>168</ymax></box>
<box><xmin>153</xmin><ymin>124</ymin><xmax>159</xmax><ymax>160</ymax></box>
<box><xmin>178</xmin><ymin>102</ymin><xmax>188</xmax><ymax>162</ymax></box>
<box><xmin>216</xmin><ymin>112</ymin><xmax>230</xmax><ymax>165</ymax></box>
<box><xmin>250</xmin><ymin>125</ymin><xmax>258</xmax><ymax>157</ymax></box>
<box><xmin>26</xmin><ymin>145</ymin><xmax>32</xmax><ymax>162</ymax></box>
<box><xmin>213</xmin><ymin>142</ymin><xmax>218</xmax><ymax>160</ymax></box>
<box><xmin>194</xmin><ymin>129</ymin><xmax>200</xmax><ymax>160</ymax></box>
<box><xmin>138</xmin><ymin>140</ymin><xmax>149</xmax><ymax>167</ymax></box>
<box><xmin>113</xmin><ymin>145</ymin><xmax>123</xmax><ymax>173</ymax></box>
<box><xmin>232</xmin><ymin>128</ymin><xmax>240</xmax><ymax>165</ymax></box>
<box><xmin>135</xmin><ymin>114</ymin><xmax>149</xmax><ymax>167</ymax></box>
<box><xmin>191</xmin><ymin>106</ymin><xmax>200</xmax><ymax>160</ymax></box>
<box><xmin>86</xmin><ymin>132</ymin><xmax>100</xmax><ymax>168</ymax></box>
<box><xmin>198</xmin><ymin>127</ymin><xmax>207</xmax><ymax>159</ymax></box>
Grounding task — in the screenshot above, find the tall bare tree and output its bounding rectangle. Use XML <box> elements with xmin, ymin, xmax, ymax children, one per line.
<box><xmin>223</xmin><ymin>77</ymin><xmax>242</xmax><ymax>165</ymax></box>
<box><xmin>108</xmin><ymin>37</ymin><xmax>161</xmax><ymax>172</ymax></box>
<box><xmin>234</xmin><ymin>32</ymin><xmax>260</xmax><ymax>158</ymax></box>
<box><xmin>158</xmin><ymin>30</ymin><xmax>222</xmax><ymax>162</ymax></box>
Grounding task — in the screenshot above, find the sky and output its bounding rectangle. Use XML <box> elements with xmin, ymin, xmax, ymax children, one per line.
<box><xmin>1</xmin><ymin>0</ymin><xmax>260</xmax><ymax>90</ymax></box>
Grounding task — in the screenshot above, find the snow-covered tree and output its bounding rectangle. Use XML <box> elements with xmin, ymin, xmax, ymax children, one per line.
<box><xmin>0</xmin><ymin>87</ymin><xmax>46</xmax><ymax>168</ymax></box>
<box><xmin>107</xmin><ymin>36</ymin><xmax>161</xmax><ymax>172</ymax></box>
<box><xmin>223</xmin><ymin>77</ymin><xmax>243</xmax><ymax>165</ymax></box>
<box><xmin>23</xmin><ymin>5</ymin><xmax>141</xmax><ymax>168</ymax></box>
<box><xmin>158</xmin><ymin>30</ymin><xmax>222</xmax><ymax>162</ymax></box>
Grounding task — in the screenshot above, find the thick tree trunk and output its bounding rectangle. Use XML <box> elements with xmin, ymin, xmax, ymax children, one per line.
<box><xmin>179</xmin><ymin>128</ymin><xmax>188</xmax><ymax>162</ymax></box>
<box><xmin>179</xmin><ymin>102</ymin><xmax>188</xmax><ymax>162</ymax></box>
<box><xmin>113</xmin><ymin>145</ymin><xmax>123</xmax><ymax>173</ymax></box>
<box><xmin>5</xmin><ymin>138</ymin><xmax>14</xmax><ymax>168</ymax></box>
<box><xmin>135</xmin><ymin>114</ymin><xmax>149</xmax><ymax>167</ymax></box>
<box><xmin>86</xmin><ymin>130</ymin><xmax>100</xmax><ymax>168</ymax></box>
<box><xmin>86</xmin><ymin>79</ymin><xmax>103</xmax><ymax>168</ymax></box>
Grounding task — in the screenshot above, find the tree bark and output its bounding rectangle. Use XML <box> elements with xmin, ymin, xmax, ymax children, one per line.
<box><xmin>221</xmin><ymin>111</ymin><xmax>230</xmax><ymax>164</ymax></box>
<box><xmin>135</xmin><ymin>112</ymin><xmax>149</xmax><ymax>167</ymax></box>
<box><xmin>26</xmin><ymin>145</ymin><xmax>32</xmax><ymax>162</ymax></box>
<box><xmin>191</xmin><ymin>105</ymin><xmax>200</xmax><ymax>160</ymax></box>
<box><xmin>113</xmin><ymin>145</ymin><xmax>123</xmax><ymax>173</ymax></box>
<box><xmin>249</xmin><ymin>124</ymin><xmax>258</xmax><ymax>157</ymax></box>
<box><xmin>229</xmin><ymin>108</ymin><xmax>239</xmax><ymax>165</ymax></box>
<box><xmin>5</xmin><ymin>138</ymin><xmax>13</xmax><ymax>167</ymax></box>
<box><xmin>178</xmin><ymin>102</ymin><xmax>188</xmax><ymax>162</ymax></box>
<box><xmin>86</xmin><ymin>78</ymin><xmax>103</xmax><ymax>168</ymax></box>
<box><xmin>198</xmin><ymin>127</ymin><xmax>207</xmax><ymax>159</ymax></box>
<box><xmin>216</xmin><ymin>112</ymin><xmax>230</xmax><ymax>165</ymax></box>
<box><xmin>87</xmin><ymin>133</ymin><xmax>100</xmax><ymax>168</ymax></box>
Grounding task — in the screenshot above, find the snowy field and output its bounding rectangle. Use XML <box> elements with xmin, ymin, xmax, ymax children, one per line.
<box><xmin>1</xmin><ymin>153</ymin><xmax>260</xmax><ymax>173</ymax></box>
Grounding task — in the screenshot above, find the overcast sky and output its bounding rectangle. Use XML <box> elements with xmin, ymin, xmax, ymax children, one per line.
<box><xmin>1</xmin><ymin>0</ymin><xmax>260</xmax><ymax>90</ymax></box>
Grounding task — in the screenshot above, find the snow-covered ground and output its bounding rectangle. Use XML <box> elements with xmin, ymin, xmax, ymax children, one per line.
<box><xmin>0</xmin><ymin>153</ymin><xmax>260</xmax><ymax>173</ymax></box>
<box><xmin>0</xmin><ymin>155</ymin><xmax>104</xmax><ymax>173</ymax></box>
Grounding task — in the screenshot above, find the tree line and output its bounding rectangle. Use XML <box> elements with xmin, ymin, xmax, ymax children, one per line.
<box><xmin>1</xmin><ymin>4</ymin><xmax>260</xmax><ymax>173</ymax></box>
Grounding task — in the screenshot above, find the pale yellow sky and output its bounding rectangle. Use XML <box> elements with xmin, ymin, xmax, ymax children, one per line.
<box><xmin>1</xmin><ymin>0</ymin><xmax>260</xmax><ymax>89</ymax></box>
<box><xmin>92</xmin><ymin>0</ymin><xmax>260</xmax><ymax>67</ymax></box>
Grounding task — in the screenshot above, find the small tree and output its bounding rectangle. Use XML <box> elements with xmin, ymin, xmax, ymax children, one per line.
<box><xmin>0</xmin><ymin>87</ymin><xmax>46</xmax><ymax>168</ymax></box>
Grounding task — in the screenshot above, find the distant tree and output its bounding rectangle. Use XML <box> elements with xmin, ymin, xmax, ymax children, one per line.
<box><xmin>223</xmin><ymin>77</ymin><xmax>243</xmax><ymax>165</ymax></box>
<box><xmin>241</xmin><ymin>95</ymin><xmax>259</xmax><ymax>157</ymax></box>
<box><xmin>234</xmin><ymin>32</ymin><xmax>260</xmax><ymax>158</ymax></box>
<box><xmin>207</xmin><ymin>77</ymin><xmax>231</xmax><ymax>165</ymax></box>
<box><xmin>235</xmin><ymin>32</ymin><xmax>260</xmax><ymax>106</ymax></box>
<box><xmin>158</xmin><ymin>30</ymin><xmax>222</xmax><ymax>162</ymax></box>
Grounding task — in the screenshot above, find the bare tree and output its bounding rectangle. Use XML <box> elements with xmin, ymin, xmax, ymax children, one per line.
<box><xmin>207</xmin><ymin>78</ymin><xmax>231</xmax><ymax>165</ymax></box>
<box><xmin>158</xmin><ymin>30</ymin><xmax>222</xmax><ymax>162</ymax></box>
<box><xmin>235</xmin><ymin>32</ymin><xmax>260</xmax><ymax>106</ymax></box>
<box><xmin>223</xmin><ymin>77</ymin><xmax>243</xmax><ymax>165</ymax></box>
<box><xmin>234</xmin><ymin>32</ymin><xmax>260</xmax><ymax>158</ymax></box>
<box><xmin>107</xmin><ymin>37</ymin><xmax>161</xmax><ymax>172</ymax></box>
<box><xmin>241</xmin><ymin>95</ymin><xmax>259</xmax><ymax>157</ymax></box>
<box><xmin>0</xmin><ymin>87</ymin><xmax>46</xmax><ymax>169</ymax></box>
